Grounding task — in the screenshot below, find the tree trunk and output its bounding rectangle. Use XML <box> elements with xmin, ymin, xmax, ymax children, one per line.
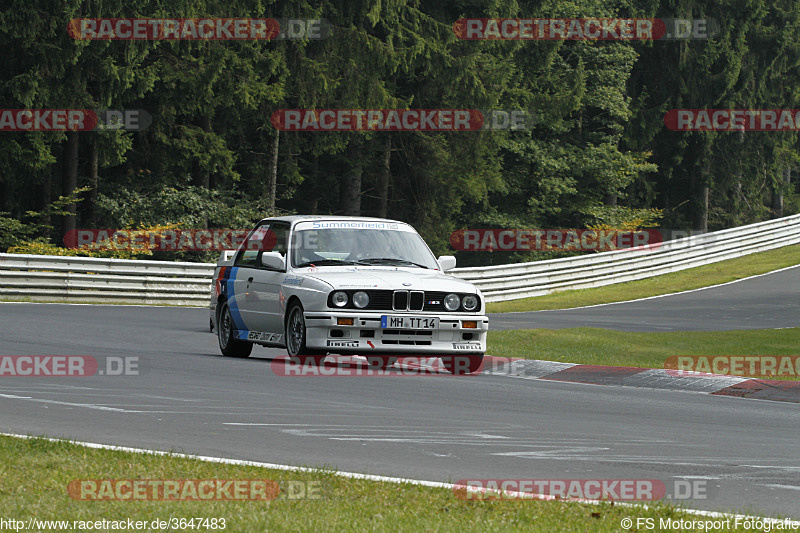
<box><xmin>37</xmin><ymin>169</ymin><xmax>53</xmax><ymax>228</ymax></box>
<box><xmin>693</xmin><ymin>184</ymin><xmax>708</xmax><ymax>232</ymax></box>
<box><xmin>377</xmin><ymin>136</ymin><xmax>391</xmax><ymax>218</ymax></box>
<box><xmin>191</xmin><ymin>116</ymin><xmax>212</xmax><ymax>228</ymax></box>
<box><xmin>692</xmin><ymin>152</ymin><xmax>710</xmax><ymax>232</ymax></box>
<box><xmin>268</xmin><ymin>130</ymin><xmax>279</xmax><ymax>213</ymax></box>
<box><xmin>308</xmin><ymin>156</ymin><xmax>321</xmax><ymax>215</ymax></box>
<box><xmin>731</xmin><ymin>130</ymin><xmax>744</xmax><ymax>223</ymax></box>
<box><xmin>772</xmin><ymin>167</ymin><xmax>789</xmax><ymax>219</ymax></box>
<box><xmin>0</xmin><ymin>176</ymin><xmax>8</xmax><ymax>213</ymax></box>
<box><xmin>62</xmin><ymin>131</ymin><xmax>80</xmax><ymax>236</ymax></box>
<box><xmin>87</xmin><ymin>137</ymin><xmax>98</xmax><ymax>225</ymax></box>
<box><xmin>690</xmin><ymin>173</ymin><xmax>708</xmax><ymax>232</ymax></box>
<box><xmin>193</xmin><ymin>116</ymin><xmax>212</xmax><ymax>190</ymax></box>
<box><xmin>340</xmin><ymin>137</ymin><xmax>362</xmax><ymax>216</ymax></box>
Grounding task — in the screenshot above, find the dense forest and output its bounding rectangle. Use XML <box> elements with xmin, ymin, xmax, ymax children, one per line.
<box><xmin>1</xmin><ymin>0</ymin><xmax>799</xmax><ymax>265</ymax></box>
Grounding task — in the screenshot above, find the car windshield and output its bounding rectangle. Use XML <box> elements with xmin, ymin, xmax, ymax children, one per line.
<box><xmin>291</xmin><ymin>226</ymin><xmax>440</xmax><ymax>269</ymax></box>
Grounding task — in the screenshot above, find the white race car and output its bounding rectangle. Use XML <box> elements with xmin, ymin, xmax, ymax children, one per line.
<box><xmin>210</xmin><ymin>216</ymin><xmax>488</xmax><ymax>374</ymax></box>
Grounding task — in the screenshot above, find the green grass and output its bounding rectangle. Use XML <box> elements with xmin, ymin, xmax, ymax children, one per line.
<box><xmin>488</xmin><ymin>328</ymin><xmax>800</xmax><ymax>380</ymax></box>
<box><xmin>487</xmin><ymin>244</ymin><xmax>800</xmax><ymax>313</ymax></box>
<box><xmin>0</xmin><ymin>435</ymin><xmax>781</xmax><ymax>532</ymax></box>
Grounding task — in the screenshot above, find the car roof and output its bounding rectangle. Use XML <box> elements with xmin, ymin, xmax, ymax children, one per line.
<box><xmin>257</xmin><ymin>215</ymin><xmax>412</xmax><ymax>226</ymax></box>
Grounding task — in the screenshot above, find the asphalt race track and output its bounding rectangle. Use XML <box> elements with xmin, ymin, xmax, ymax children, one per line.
<box><xmin>1</xmin><ymin>266</ymin><xmax>799</xmax><ymax>519</ymax></box>
<box><xmin>489</xmin><ymin>265</ymin><xmax>800</xmax><ymax>332</ymax></box>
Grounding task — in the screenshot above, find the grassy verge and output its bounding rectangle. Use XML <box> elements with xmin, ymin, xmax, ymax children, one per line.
<box><xmin>488</xmin><ymin>328</ymin><xmax>800</xmax><ymax>380</ymax></box>
<box><xmin>0</xmin><ymin>435</ymin><xmax>779</xmax><ymax>532</ymax></box>
<box><xmin>486</xmin><ymin>244</ymin><xmax>800</xmax><ymax>313</ymax></box>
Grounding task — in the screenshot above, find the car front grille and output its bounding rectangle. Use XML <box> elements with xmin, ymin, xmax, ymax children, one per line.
<box><xmin>392</xmin><ymin>290</ymin><xmax>407</xmax><ymax>310</ymax></box>
<box><xmin>365</xmin><ymin>290</ymin><xmax>393</xmax><ymax>310</ymax></box>
<box><xmin>422</xmin><ymin>291</ymin><xmax>448</xmax><ymax>312</ymax></box>
<box><xmin>328</xmin><ymin>290</ymin><xmax>478</xmax><ymax>312</ymax></box>
<box><xmin>393</xmin><ymin>290</ymin><xmax>424</xmax><ymax>311</ymax></box>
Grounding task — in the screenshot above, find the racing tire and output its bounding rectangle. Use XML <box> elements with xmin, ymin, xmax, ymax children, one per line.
<box><xmin>218</xmin><ymin>302</ymin><xmax>253</xmax><ymax>358</ymax></box>
<box><xmin>285</xmin><ymin>302</ymin><xmax>326</xmax><ymax>366</ymax></box>
<box><xmin>441</xmin><ymin>354</ymin><xmax>484</xmax><ymax>375</ymax></box>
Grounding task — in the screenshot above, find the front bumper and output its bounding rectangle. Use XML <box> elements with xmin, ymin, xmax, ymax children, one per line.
<box><xmin>304</xmin><ymin>311</ymin><xmax>488</xmax><ymax>355</ymax></box>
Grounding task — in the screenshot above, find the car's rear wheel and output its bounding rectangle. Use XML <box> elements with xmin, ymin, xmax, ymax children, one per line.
<box><xmin>285</xmin><ymin>302</ymin><xmax>325</xmax><ymax>366</ymax></box>
<box><xmin>366</xmin><ymin>356</ymin><xmax>397</xmax><ymax>370</ymax></box>
<box><xmin>218</xmin><ymin>302</ymin><xmax>253</xmax><ymax>358</ymax></box>
<box><xmin>441</xmin><ymin>354</ymin><xmax>484</xmax><ymax>375</ymax></box>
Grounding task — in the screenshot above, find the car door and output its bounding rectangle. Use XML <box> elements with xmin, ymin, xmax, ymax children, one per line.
<box><xmin>234</xmin><ymin>222</ymin><xmax>289</xmax><ymax>341</ymax></box>
<box><xmin>228</xmin><ymin>230</ymin><xmax>262</xmax><ymax>338</ymax></box>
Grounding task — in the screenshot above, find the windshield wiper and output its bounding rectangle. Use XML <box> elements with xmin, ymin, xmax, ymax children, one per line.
<box><xmin>295</xmin><ymin>259</ymin><xmax>364</xmax><ymax>268</ymax></box>
<box><xmin>358</xmin><ymin>257</ymin><xmax>430</xmax><ymax>269</ymax></box>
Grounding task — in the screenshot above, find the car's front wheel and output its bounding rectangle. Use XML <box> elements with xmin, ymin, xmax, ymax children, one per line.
<box><xmin>218</xmin><ymin>302</ymin><xmax>253</xmax><ymax>358</ymax></box>
<box><xmin>285</xmin><ymin>302</ymin><xmax>325</xmax><ymax>366</ymax></box>
<box><xmin>441</xmin><ymin>354</ymin><xmax>484</xmax><ymax>375</ymax></box>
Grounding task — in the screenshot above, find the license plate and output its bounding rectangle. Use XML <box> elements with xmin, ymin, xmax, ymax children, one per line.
<box><xmin>381</xmin><ymin>315</ymin><xmax>439</xmax><ymax>329</ymax></box>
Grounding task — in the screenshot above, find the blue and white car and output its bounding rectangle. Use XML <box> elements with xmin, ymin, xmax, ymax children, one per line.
<box><xmin>210</xmin><ymin>216</ymin><xmax>489</xmax><ymax>374</ymax></box>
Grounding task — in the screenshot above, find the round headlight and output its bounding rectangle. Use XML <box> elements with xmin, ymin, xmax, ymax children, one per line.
<box><xmin>444</xmin><ymin>293</ymin><xmax>461</xmax><ymax>311</ymax></box>
<box><xmin>462</xmin><ymin>295</ymin><xmax>479</xmax><ymax>311</ymax></box>
<box><xmin>332</xmin><ymin>291</ymin><xmax>349</xmax><ymax>307</ymax></box>
<box><xmin>352</xmin><ymin>291</ymin><xmax>370</xmax><ymax>309</ymax></box>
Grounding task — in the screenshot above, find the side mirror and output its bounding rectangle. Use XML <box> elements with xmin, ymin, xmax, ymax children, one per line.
<box><xmin>261</xmin><ymin>251</ymin><xmax>285</xmax><ymax>271</ymax></box>
<box><xmin>437</xmin><ymin>255</ymin><xmax>457</xmax><ymax>271</ymax></box>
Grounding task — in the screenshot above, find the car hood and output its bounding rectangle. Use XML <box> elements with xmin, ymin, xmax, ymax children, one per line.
<box><xmin>297</xmin><ymin>266</ymin><xmax>478</xmax><ymax>293</ymax></box>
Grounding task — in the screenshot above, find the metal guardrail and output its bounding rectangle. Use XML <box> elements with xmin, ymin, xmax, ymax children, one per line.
<box><xmin>0</xmin><ymin>214</ymin><xmax>798</xmax><ymax>305</ymax></box>
<box><xmin>451</xmin><ymin>214</ymin><xmax>800</xmax><ymax>301</ymax></box>
<box><xmin>0</xmin><ymin>255</ymin><xmax>214</xmax><ymax>306</ymax></box>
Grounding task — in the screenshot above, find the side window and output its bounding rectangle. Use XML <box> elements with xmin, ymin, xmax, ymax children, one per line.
<box><xmin>234</xmin><ymin>224</ymin><xmax>270</xmax><ymax>268</ymax></box>
<box><xmin>268</xmin><ymin>223</ymin><xmax>289</xmax><ymax>257</ymax></box>
<box><xmin>234</xmin><ymin>222</ymin><xmax>290</xmax><ymax>269</ymax></box>
<box><xmin>236</xmin><ymin>250</ymin><xmax>260</xmax><ymax>268</ymax></box>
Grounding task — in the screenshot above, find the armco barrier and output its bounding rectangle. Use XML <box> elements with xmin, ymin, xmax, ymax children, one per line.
<box><xmin>0</xmin><ymin>214</ymin><xmax>798</xmax><ymax>305</ymax></box>
<box><xmin>0</xmin><ymin>255</ymin><xmax>214</xmax><ymax>306</ymax></box>
<box><xmin>450</xmin><ymin>213</ymin><xmax>800</xmax><ymax>301</ymax></box>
